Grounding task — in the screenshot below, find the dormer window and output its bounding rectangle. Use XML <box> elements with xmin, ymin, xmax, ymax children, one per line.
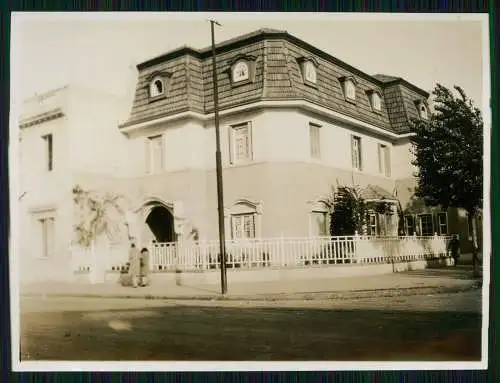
<box><xmin>297</xmin><ymin>57</ymin><xmax>319</xmax><ymax>87</ymax></box>
<box><xmin>367</xmin><ymin>90</ymin><xmax>382</xmax><ymax>112</ymax></box>
<box><xmin>146</xmin><ymin>71</ymin><xmax>171</xmax><ymax>101</ymax></box>
<box><xmin>415</xmin><ymin>100</ymin><xmax>429</xmax><ymax>120</ymax></box>
<box><xmin>150</xmin><ymin>78</ymin><xmax>164</xmax><ymax>97</ymax></box>
<box><xmin>346</xmin><ymin>81</ymin><xmax>356</xmax><ymax>100</ymax></box>
<box><xmin>228</xmin><ymin>54</ymin><xmax>257</xmax><ymax>87</ymax></box>
<box><xmin>233</xmin><ymin>61</ymin><xmax>249</xmax><ymax>83</ymax></box>
<box><xmin>340</xmin><ymin>76</ymin><xmax>357</xmax><ymax>102</ymax></box>
<box><xmin>420</xmin><ymin>104</ymin><xmax>428</xmax><ymax>119</ymax></box>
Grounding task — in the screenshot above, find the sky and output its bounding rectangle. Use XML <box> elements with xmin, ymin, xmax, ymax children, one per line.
<box><xmin>11</xmin><ymin>13</ymin><xmax>488</xmax><ymax>113</ymax></box>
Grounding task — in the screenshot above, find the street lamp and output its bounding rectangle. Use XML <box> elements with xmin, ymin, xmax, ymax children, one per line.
<box><xmin>210</xmin><ymin>19</ymin><xmax>228</xmax><ymax>295</ymax></box>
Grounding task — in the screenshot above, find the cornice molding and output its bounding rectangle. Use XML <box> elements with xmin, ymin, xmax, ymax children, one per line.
<box><xmin>19</xmin><ymin>108</ymin><xmax>65</xmax><ymax>129</ymax></box>
<box><xmin>119</xmin><ymin>99</ymin><xmax>415</xmax><ymax>141</ymax></box>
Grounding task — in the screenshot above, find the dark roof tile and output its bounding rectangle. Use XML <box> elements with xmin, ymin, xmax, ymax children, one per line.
<box><xmin>122</xmin><ymin>29</ymin><xmax>430</xmax><ymax>133</ymax></box>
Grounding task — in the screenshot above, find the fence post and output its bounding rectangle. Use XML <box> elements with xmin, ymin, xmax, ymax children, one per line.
<box><xmin>354</xmin><ymin>231</ymin><xmax>359</xmax><ymax>264</ymax></box>
<box><xmin>280</xmin><ymin>233</ymin><xmax>285</xmax><ymax>267</ymax></box>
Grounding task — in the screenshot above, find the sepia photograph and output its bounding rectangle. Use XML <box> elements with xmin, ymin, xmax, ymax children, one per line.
<box><xmin>9</xmin><ymin>12</ymin><xmax>490</xmax><ymax>371</ymax></box>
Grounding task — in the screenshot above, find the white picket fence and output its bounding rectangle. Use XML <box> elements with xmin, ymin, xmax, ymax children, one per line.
<box><xmin>71</xmin><ymin>234</ymin><xmax>451</xmax><ymax>275</ymax></box>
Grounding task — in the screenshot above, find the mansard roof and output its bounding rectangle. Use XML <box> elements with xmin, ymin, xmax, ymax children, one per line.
<box><xmin>123</xmin><ymin>28</ymin><xmax>430</xmax><ymax>134</ymax></box>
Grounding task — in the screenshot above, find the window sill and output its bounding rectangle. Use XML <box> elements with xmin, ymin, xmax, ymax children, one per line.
<box><xmin>230</xmin><ymin>78</ymin><xmax>254</xmax><ymax>88</ymax></box>
<box><xmin>304</xmin><ymin>81</ymin><xmax>318</xmax><ymax>89</ymax></box>
<box><xmin>228</xmin><ymin>159</ymin><xmax>254</xmax><ymax>167</ymax></box>
<box><xmin>148</xmin><ymin>94</ymin><xmax>167</xmax><ymax>104</ymax></box>
<box><xmin>345</xmin><ymin>97</ymin><xmax>357</xmax><ymax>105</ymax></box>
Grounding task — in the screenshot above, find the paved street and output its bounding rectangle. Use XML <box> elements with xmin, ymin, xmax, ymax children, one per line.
<box><xmin>20</xmin><ymin>290</ymin><xmax>482</xmax><ymax>361</ymax></box>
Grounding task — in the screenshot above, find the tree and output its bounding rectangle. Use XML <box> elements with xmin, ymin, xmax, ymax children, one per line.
<box><xmin>330</xmin><ymin>185</ymin><xmax>367</xmax><ymax>236</ymax></box>
<box><xmin>409</xmin><ymin>83</ymin><xmax>483</xmax><ymax>275</ymax></box>
<box><xmin>72</xmin><ymin>185</ymin><xmax>126</xmax><ymax>248</ymax></box>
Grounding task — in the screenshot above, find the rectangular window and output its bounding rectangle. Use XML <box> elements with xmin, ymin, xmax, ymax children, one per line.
<box><xmin>147</xmin><ymin>135</ymin><xmax>164</xmax><ymax>174</ymax></box>
<box><xmin>351</xmin><ymin>136</ymin><xmax>362</xmax><ymax>170</ymax></box>
<box><xmin>418</xmin><ymin>214</ymin><xmax>434</xmax><ymax>236</ymax></box>
<box><xmin>378</xmin><ymin>144</ymin><xmax>391</xmax><ymax>177</ymax></box>
<box><xmin>230</xmin><ymin>122</ymin><xmax>252</xmax><ymax>164</ymax></box>
<box><xmin>231</xmin><ymin>214</ymin><xmax>255</xmax><ymax>239</ymax></box>
<box><xmin>42</xmin><ymin>134</ymin><xmax>53</xmax><ymax>171</ymax></box>
<box><xmin>368</xmin><ymin>214</ymin><xmax>377</xmax><ymax>236</ymax></box>
<box><xmin>438</xmin><ymin>212</ymin><xmax>448</xmax><ymax>235</ymax></box>
<box><xmin>309</xmin><ymin>123</ymin><xmax>321</xmax><ymax>159</ymax></box>
<box><xmin>40</xmin><ymin>217</ymin><xmax>55</xmax><ymax>258</ymax></box>
<box><xmin>311</xmin><ymin>211</ymin><xmax>328</xmax><ymax>237</ymax></box>
<box><xmin>404</xmin><ymin>215</ymin><xmax>416</xmax><ymax>236</ymax></box>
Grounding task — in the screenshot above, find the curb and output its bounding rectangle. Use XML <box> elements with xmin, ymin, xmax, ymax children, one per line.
<box><xmin>21</xmin><ymin>282</ymin><xmax>481</xmax><ymax>302</ymax></box>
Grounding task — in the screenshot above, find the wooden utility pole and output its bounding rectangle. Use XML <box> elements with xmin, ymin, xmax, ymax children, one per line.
<box><xmin>210</xmin><ymin>19</ymin><xmax>227</xmax><ymax>295</ymax></box>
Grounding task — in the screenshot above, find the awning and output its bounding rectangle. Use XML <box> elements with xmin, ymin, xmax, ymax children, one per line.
<box><xmin>360</xmin><ymin>185</ymin><xmax>398</xmax><ymax>202</ymax></box>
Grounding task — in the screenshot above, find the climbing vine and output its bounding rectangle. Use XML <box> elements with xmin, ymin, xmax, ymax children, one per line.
<box><xmin>72</xmin><ymin>184</ymin><xmax>126</xmax><ymax>247</ymax></box>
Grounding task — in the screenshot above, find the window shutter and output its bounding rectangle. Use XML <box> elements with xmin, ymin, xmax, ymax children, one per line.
<box><xmin>230</xmin><ymin>216</ymin><xmax>234</xmax><ymax>239</ymax></box>
<box><xmin>358</xmin><ymin>138</ymin><xmax>363</xmax><ymax>171</ymax></box>
<box><xmin>228</xmin><ymin>126</ymin><xmax>234</xmax><ymax>164</ymax></box>
<box><xmin>384</xmin><ymin>146</ymin><xmax>391</xmax><ymax>177</ymax></box>
<box><xmin>351</xmin><ymin>136</ymin><xmax>356</xmax><ymax>168</ymax></box>
<box><xmin>247</xmin><ymin>122</ymin><xmax>253</xmax><ymax>161</ymax></box>
<box><xmin>47</xmin><ymin>218</ymin><xmax>55</xmax><ymax>257</ymax></box>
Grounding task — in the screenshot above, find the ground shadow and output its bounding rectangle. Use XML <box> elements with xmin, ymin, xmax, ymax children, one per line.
<box><xmin>402</xmin><ymin>266</ymin><xmax>483</xmax><ymax>281</ymax></box>
<box><xmin>20</xmin><ymin>303</ymin><xmax>482</xmax><ymax>362</ymax></box>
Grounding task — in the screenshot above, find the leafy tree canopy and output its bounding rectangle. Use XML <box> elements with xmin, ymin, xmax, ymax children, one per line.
<box><xmin>410</xmin><ymin>84</ymin><xmax>483</xmax><ymax>214</ymax></box>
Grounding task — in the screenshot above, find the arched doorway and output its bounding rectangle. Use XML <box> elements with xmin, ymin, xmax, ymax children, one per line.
<box><xmin>131</xmin><ymin>198</ymin><xmax>177</xmax><ymax>245</ymax></box>
<box><xmin>146</xmin><ymin>205</ymin><xmax>175</xmax><ymax>243</ymax></box>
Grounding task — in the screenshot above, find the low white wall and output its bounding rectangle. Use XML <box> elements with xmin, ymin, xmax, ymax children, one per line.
<box><xmin>20</xmin><ymin>258</ymin><xmax>75</xmax><ymax>283</ymax></box>
<box><xmin>97</xmin><ymin>259</ymin><xmax>433</xmax><ymax>286</ymax></box>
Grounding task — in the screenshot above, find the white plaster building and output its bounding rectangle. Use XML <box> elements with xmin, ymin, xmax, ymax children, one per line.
<box><xmin>16</xmin><ymin>29</ymin><xmax>482</xmax><ymax>282</ymax></box>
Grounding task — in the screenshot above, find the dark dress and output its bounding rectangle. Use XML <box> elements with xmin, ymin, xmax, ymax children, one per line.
<box><xmin>448</xmin><ymin>238</ymin><xmax>460</xmax><ymax>264</ymax></box>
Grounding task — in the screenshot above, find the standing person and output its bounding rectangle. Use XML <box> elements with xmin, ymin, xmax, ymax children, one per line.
<box><xmin>448</xmin><ymin>234</ymin><xmax>460</xmax><ymax>267</ymax></box>
<box><xmin>128</xmin><ymin>243</ymin><xmax>141</xmax><ymax>288</ymax></box>
<box><xmin>139</xmin><ymin>247</ymin><xmax>151</xmax><ymax>287</ymax></box>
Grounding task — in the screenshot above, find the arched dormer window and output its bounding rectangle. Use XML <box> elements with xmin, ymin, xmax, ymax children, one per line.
<box><xmin>420</xmin><ymin>104</ymin><xmax>428</xmax><ymax>119</ymax></box>
<box><xmin>340</xmin><ymin>76</ymin><xmax>357</xmax><ymax>102</ymax></box>
<box><xmin>150</xmin><ymin>78</ymin><xmax>164</xmax><ymax>97</ymax></box>
<box><xmin>415</xmin><ymin>100</ymin><xmax>429</xmax><ymax>120</ymax></box>
<box><xmin>297</xmin><ymin>57</ymin><xmax>319</xmax><ymax>87</ymax></box>
<box><xmin>227</xmin><ymin>54</ymin><xmax>257</xmax><ymax>87</ymax></box>
<box><xmin>146</xmin><ymin>71</ymin><xmax>172</xmax><ymax>101</ymax></box>
<box><xmin>233</xmin><ymin>61</ymin><xmax>250</xmax><ymax>83</ymax></box>
<box><xmin>367</xmin><ymin>90</ymin><xmax>383</xmax><ymax>112</ymax></box>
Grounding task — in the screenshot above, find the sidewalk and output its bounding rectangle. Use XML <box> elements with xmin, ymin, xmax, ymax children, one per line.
<box><xmin>19</xmin><ymin>266</ymin><xmax>483</xmax><ymax>301</ymax></box>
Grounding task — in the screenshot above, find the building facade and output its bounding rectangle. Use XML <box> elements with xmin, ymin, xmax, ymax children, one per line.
<box><xmin>17</xmin><ymin>29</ymin><xmax>482</xmax><ymax>282</ymax></box>
<box><xmin>17</xmin><ymin>85</ymin><xmax>131</xmax><ymax>282</ymax></box>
